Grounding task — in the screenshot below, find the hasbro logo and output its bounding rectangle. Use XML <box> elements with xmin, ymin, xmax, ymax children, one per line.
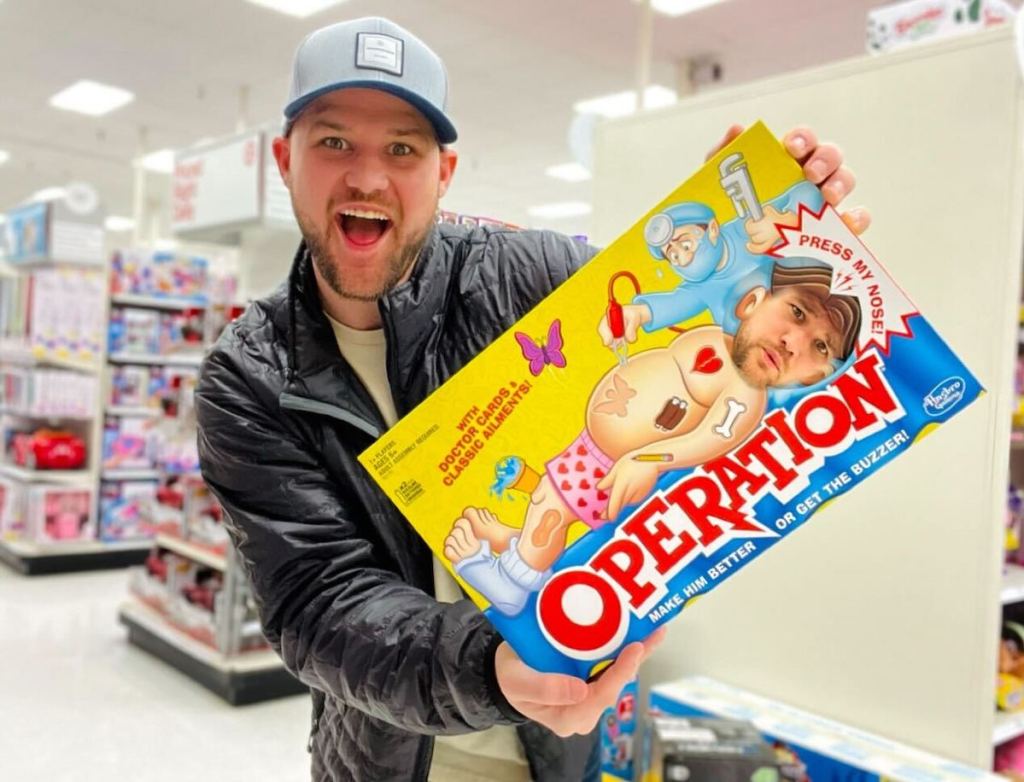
<box><xmin>923</xmin><ymin>377</ymin><xmax>965</xmax><ymax>416</ymax></box>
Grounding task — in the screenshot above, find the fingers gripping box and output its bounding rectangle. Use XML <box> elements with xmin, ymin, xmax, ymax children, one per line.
<box><xmin>358</xmin><ymin>122</ymin><xmax>983</xmax><ymax>678</ymax></box>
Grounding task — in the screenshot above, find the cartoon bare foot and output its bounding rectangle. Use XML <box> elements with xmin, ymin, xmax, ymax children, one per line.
<box><xmin>459</xmin><ymin>506</ymin><xmax>518</xmax><ymax>554</ymax></box>
<box><xmin>443</xmin><ymin>518</ymin><xmax>481</xmax><ymax>565</ymax></box>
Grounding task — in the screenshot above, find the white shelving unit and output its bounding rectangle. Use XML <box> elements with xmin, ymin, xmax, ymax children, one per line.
<box><xmin>155</xmin><ymin>530</ymin><xmax>227</xmax><ymax>571</ymax></box>
<box><xmin>110</xmin><ymin>293</ymin><xmax>207</xmax><ymax>311</ymax></box>
<box><xmin>592</xmin><ymin>27</ymin><xmax>1024</xmax><ymax>768</ymax></box>
<box><xmin>107</xmin><ymin>352</ymin><xmax>205</xmax><ymax>367</ymax></box>
<box><xmin>0</xmin><ymin>463</ymin><xmax>93</xmax><ymax>485</ymax></box>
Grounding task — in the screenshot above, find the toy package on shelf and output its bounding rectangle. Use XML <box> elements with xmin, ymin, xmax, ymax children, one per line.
<box><xmin>110</xmin><ymin>248</ymin><xmax>209</xmax><ymax>301</ymax></box>
<box><xmin>25</xmin><ymin>267</ymin><xmax>105</xmax><ymax>361</ymax></box>
<box><xmin>648</xmin><ymin>677</ymin><xmax>1000</xmax><ymax>782</ymax></box>
<box><xmin>4</xmin><ymin>425</ymin><xmax>88</xmax><ymax>471</ymax></box>
<box><xmin>437</xmin><ymin>209</ymin><xmax>522</xmax><ymax>230</ymax></box>
<box><xmin>99</xmin><ymin>480</ymin><xmax>158</xmax><ymax>541</ymax></box>
<box><xmin>102</xmin><ymin>416</ymin><xmax>155</xmax><ymax>470</ymax></box>
<box><xmin>600</xmin><ymin>679</ymin><xmax>638</xmax><ymax>780</ymax></box>
<box><xmin>0</xmin><ymin>477</ymin><xmax>25</xmax><ymax>540</ymax></box>
<box><xmin>359</xmin><ymin>122</ymin><xmax>982</xmax><ymax>677</ymax></box>
<box><xmin>644</xmin><ymin>715</ymin><xmax>784</xmax><ymax>782</ymax></box>
<box><xmin>108</xmin><ymin>306</ymin><xmax>204</xmax><ymax>357</ymax></box>
<box><xmin>25</xmin><ymin>484</ymin><xmax>95</xmax><ymax>543</ymax></box>
<box><xmin>1</xmin><ymin>367</ymin><xmax>98</xmax><ymax>419</ymax></box>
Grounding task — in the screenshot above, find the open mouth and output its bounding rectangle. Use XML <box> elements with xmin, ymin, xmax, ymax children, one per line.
<box><xmin>336</xmin><ymin>208</ymin><xmax>392</xmax><ymax>249</ymax></box>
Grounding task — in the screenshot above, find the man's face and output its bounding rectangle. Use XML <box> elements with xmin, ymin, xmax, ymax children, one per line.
<box><xmin>732</xmin><ymin>286</ymin><xmax>841</xmax><ymax>389</ymax></box>
<box><xmin>273</xmin><ymin>88</ymin><xmax>457</xmax><ymax>302</ymax></box>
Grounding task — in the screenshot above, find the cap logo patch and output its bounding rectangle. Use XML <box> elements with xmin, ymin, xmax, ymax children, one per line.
<box><xmin>356</xmin><ymin>32</ymin><xmax>404</xmax><ymax>76</ymax></box>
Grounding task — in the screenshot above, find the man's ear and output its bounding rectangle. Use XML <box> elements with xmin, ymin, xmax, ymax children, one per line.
<box><xmin>736</xmin><ymin>286</ymin><xmax>767</xmax><ymax>320</ymax></box>
<box><xmin>437</xmin><ymin>147</ymin><xmax>458</xmax><ymax>198</ymax></box>
<box><xmin>272</xmin><ymin>135</ymin><xmax>292</xmax><ymax>188</ymax></box>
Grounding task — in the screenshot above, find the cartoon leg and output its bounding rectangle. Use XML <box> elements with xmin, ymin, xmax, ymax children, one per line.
<box><xmin>445</xmin><ymin>515</ymin><xmax>546</xmax><ymax>618</ymax></box>
<box><xmin>516</xmin><ymin>475</ymin><xmax>576</xmax><ymax>572</ymax></box>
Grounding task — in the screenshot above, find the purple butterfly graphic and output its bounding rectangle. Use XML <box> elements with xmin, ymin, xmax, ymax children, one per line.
<box><xmin>514</xmin><ymin>319</ymin><xmax>566</xmax><ymax>376</ymax></box>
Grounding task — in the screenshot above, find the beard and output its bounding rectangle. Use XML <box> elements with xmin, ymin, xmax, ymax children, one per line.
<box><xmin>731</xmin><ymin>325</ymin><xmax>773</xmax><ymax>390</ymax></box>
<box><xmin>296</xmin><ymin>208</ymin><xmax>431</xmax><ymax>303</ymax></box>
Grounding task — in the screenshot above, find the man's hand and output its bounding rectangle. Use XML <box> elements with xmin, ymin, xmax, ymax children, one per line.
<box><xmin>706</xmin><ymin>124</ymin><xmax>871</xmax><ymax>236</ymax></box>
<box><xmin>596</xmin><ymin>456</ymin><xmax>661</xmax><ymax>520</ymax></box>
<box><xmin>495</xmin><ymin>628</ymin><xmax>667</xmax><ymax>737</ymax></box>
<box><xmin>598</xmin><ymin>304</ymin><xmax>652</xmax><ymax>347</ymax></box>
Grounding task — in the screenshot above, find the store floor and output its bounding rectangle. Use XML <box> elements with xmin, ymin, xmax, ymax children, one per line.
<box><xmin>0</xmin><ymin>565</ymin><xmax>311</xmax><ymax>781</ymax></box>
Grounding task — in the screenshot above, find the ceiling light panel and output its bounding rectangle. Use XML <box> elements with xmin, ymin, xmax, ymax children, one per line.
<box><xmin>245</xmin><ymin>0</ymin><xmax>350</xmax><ymax>18</ymax></box>
<box><xmin>49</xmin><ymin>80</ymin><xmax>135</xmax><ymax>116</ymax></box>
<box><xmin>545</xmin><ymin>162</ymin><xmax>592</xmax><ymax>182</ymax></box>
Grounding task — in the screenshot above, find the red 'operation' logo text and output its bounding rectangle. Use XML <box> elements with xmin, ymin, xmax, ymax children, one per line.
<box><xmin>535</xmin><ymin>351</ymin><xmax>904</xmax><ymax>660</ymax></box>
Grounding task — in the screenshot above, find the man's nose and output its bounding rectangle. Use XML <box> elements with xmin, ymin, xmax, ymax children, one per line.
<box><xmin>343</xmin><ymin>153</ymin><xmax>389</xmax><ymax>194</ymax></box>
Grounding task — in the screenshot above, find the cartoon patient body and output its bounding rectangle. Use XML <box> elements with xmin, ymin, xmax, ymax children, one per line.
<box><xmin>444</xmin><ymin>325</ymin><xmax>763</xmax><ymax>617</ymax></box>
<box><xmin>443</xmin><ymin>262</ymin><xmax>861</xmax><ymax>617</ymax></box>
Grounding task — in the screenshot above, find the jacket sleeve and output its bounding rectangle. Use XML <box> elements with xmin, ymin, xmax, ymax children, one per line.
<box><xmin>195</xmin><ymin>336</ymin><xmax>524</xmax><ymax>735</ymax></box>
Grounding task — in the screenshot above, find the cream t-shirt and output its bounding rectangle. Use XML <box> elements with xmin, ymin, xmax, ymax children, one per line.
<box><xmin>325</xmin><ymin>313</ymin><xmax>529</xmax><ymax>782</ymax></box>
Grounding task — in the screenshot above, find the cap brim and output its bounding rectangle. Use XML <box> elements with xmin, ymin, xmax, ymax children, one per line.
<box><xmin>284</xmin><ymin>80</ymin><xmax>457</xmax><ymax>144</ymax></box>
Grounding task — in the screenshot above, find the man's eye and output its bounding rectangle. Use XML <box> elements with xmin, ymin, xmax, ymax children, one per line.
<box><xmin>322</xmin><ymin>137</ymin><xmax>348</xmax><ymax>150</ymax></box>
<box><xmin>790</xmin><ymin>304</ymin><xmax>805</xmax><ymax>321</ymax></box>
<box><xmin>815</xmin><ymin>339</ymin><xmax>829</xmax><ymax>356</ymax></box>
<box><xmin>390</xmin><ymin>143</ymin><xmax>413</xmax><ymax>156</ymax></box>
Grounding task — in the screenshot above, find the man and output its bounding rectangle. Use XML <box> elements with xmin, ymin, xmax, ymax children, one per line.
<box><xmin>445</xmin><ymin>261</ymin><xmax>860</xmax><ymax>617</ymax></box>
<box><xmin>195</xmin><ymin>15</ymin><xmax>866</xmax><ymax>782</ymax></box>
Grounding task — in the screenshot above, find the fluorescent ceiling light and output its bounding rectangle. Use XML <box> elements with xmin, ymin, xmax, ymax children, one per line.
<box><xmin>29</xmin><ymin>186</ymin><xmax>68</xmax><ymax>203</ymax></box>
<box><xmin>245</xmin><ymin>0</ymin><xmax>350</xmax><ymax>17</ymax></box>
<box><xmin>527</xmin><ymin>202</ymin><xmax>592</xmax><ymax>219</ymax></box>
<box><xmin>0</xmin><ymin>150</ymin><xmax>9</xmax><ymax>166</ymax></box>
<box><xmin>139</xmin><ymin>148</ymin><xmax>175</xmax><ymax>174</ymax></box>
<box><xmin>545</xmin><ymin>162</ymin><xmax>591</xmax><ymax>183</ymax></box>
<box><xmin>49</xmin><ymin>80</ymin><xmax>134</xmax><ymax>117</ymax></box>
<box><xmin>574</xmin><ymin>85</ymin><xmax>677</xmax><ymax>118</ymax></box>
<box><xmin>643</xmin><ymin>0</ymin><xmax>726</xmax><ymax>17</ymax></box>
<box><xmin>105</xmin><ymin>215</ymin><xmax>135</xmax><ymax>232</ymax></box>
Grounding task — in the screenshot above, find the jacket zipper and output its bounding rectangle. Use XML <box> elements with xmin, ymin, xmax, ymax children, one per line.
<box><xmin>414</xmin><ymin>736</ymin><xmax>434</xmax><ymax>782</ymax></box>
<box><xmin>278</xmin><ymin>392</ymin><xmax>382</xmax><ymax>439</ymax></box>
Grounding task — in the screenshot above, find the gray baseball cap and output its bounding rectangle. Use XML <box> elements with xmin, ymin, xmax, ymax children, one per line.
<box><xmin>283</xmin><ymin>17</ymin><xmax>456</xmax><ymax>143</ymax></box>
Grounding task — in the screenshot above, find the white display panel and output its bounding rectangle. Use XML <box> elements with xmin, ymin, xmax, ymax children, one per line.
<box><xmin>172</xmin><ymin>133</ymin><xmax>262</xmax><ymax>233</ymax></box>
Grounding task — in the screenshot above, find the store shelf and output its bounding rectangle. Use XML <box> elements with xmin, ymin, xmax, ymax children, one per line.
<box><xmin>0</xmin><ymin>463</ymin><xmax>93</xmax><ymax>484</ymax></box>
<box><xmin>108</xmin><ymin>352</ymin><xmax>205</xmax><ymax>367</ymax></box>
<box><xmin>111</xmin><ymin>293</ymin><xmax>208</xmax><ymax>311</ymax></box>
<box><xmin>1003</xmin><ymin>564</ymin><xmax>1024</xmax><ymax>604</ymax></box>
<box><xmin>2</xmin><ymin>257</ymin><xmax>106</xmax><ymax>270</ymax></box>
<box><xmin>102</xmin><ymin>468</ymin><xmax>160</xmax><ymax>482</ymax></box>
<box><xmin>0</xmin><ymin>347</ymin><xmax>100</xmax><ymax>374</ymax></box>
<box><xmin>105</xmin><ymin>406</ymin><xmax>162</xmax><ymax>418</ymax></box>
<box><xmin>0</xmin><ymin>406</ymin><xmax>94</xmax><ymax>420</ymax></box>
<box><xmin>995</xmin><ymin>710</ymin><xmax>1024</xmax><ymax>745</ymax></box>
<box><xmin>0</xmin><ymin>537</ymin><xmax>150</xmax><ymax>575</ymax></box>
<box><xmin>156</xmin><ymin>531</ymin><xmax>227</xmax><ymax>571</ymax></box>
<box><xmin>118</xmin><ymin>600</ymin><xmax>304</xmax><ymax>705</ymax></box>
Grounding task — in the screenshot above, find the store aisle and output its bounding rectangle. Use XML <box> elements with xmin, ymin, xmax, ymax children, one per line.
<box><xmin>0</xmin><ymin>566</ymin><xmax>311</xmax><ymax>781</ymax></box>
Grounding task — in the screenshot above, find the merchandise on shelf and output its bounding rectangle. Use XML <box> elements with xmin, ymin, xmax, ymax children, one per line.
<box><xmin>1009</xmin><ymin>484</ymin><xmax>1024</xmax><ymax>566</ymax></box>
<box><xmin>436</xmin><ymin>209</ymin><xmax>522</xmax><ymax>230</ymax></box>
<box><xmin>25</xmin><ymin>485</ymin><xmax>95</xmax><ymax>543</ymax></box>
<box><xmin>650</xmin><ymin>677</ymin><xmax>994</xmax><ymax>782</ymax></box>
<box><xmin>108</xmin><ymin>306</ymin><xmax>204</xmax><ymax>357</ymax></box>
<box><xmin>0</xmin><ymin>367</ymin><xmax>98</xmax><ymax>418</ymax></box>
<box><xmin>110</xmin><ymin>248</ymin><xmax>209</xmax><ymax>301</ymax></box>
<box><xmin>600</xmin><ymin>679</ymin><xmax>637</xmax><ymax>780</ymax></box>
<box><xmin>996</xmin><ymin>734</ymin><xmax>1024</xmax><ymax>777</ymax></box>
<box><xmin>99</xmin><ymin>480</ymin><xmax>159</xmax><ymax>541</ymax></box>
<box><xmin>102</xmin><ymin>416</ymin><xmax>155</xmax><ymax>470</ymax></box>
<box><xmin>0</xmin><ymin>477</ymin><xmax>25</xmax><ymax>540</ymax></box>
<box><xmin>129</xmin><ymin>549</ymin><xmax>266</xmax><ymax>654</ymax></box>
<box><xmin>644</xmin><ymin>715</ymin><xmax>783</xmax><ymax>782</ymax></box>
<box><xmin>8</xmin><ymin>428</ymin><xmax>87</xmax><ymax>470</ymax></box>
<box><xmin>0</xmin><ymin>266</ymin><xmax>105</xmax><ymax>362</ymax></box>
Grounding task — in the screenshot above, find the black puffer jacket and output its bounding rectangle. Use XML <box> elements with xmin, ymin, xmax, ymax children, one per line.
<box><xmin>195</xmin><ymin>224</ymin><xmax>599</xmax><ymax>782</ymax></box>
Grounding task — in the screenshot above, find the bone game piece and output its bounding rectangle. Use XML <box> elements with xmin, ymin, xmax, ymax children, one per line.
<box><xmin>712</xmin><ymin>397</ymin><xmax>748</xmax><ymax>439</ymax></box>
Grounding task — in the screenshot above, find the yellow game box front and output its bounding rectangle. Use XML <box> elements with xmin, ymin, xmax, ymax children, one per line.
<box><xmin>359</xmin><ymin>122</ymin><xmax>981</xmax><ymax>678</ymax></box>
